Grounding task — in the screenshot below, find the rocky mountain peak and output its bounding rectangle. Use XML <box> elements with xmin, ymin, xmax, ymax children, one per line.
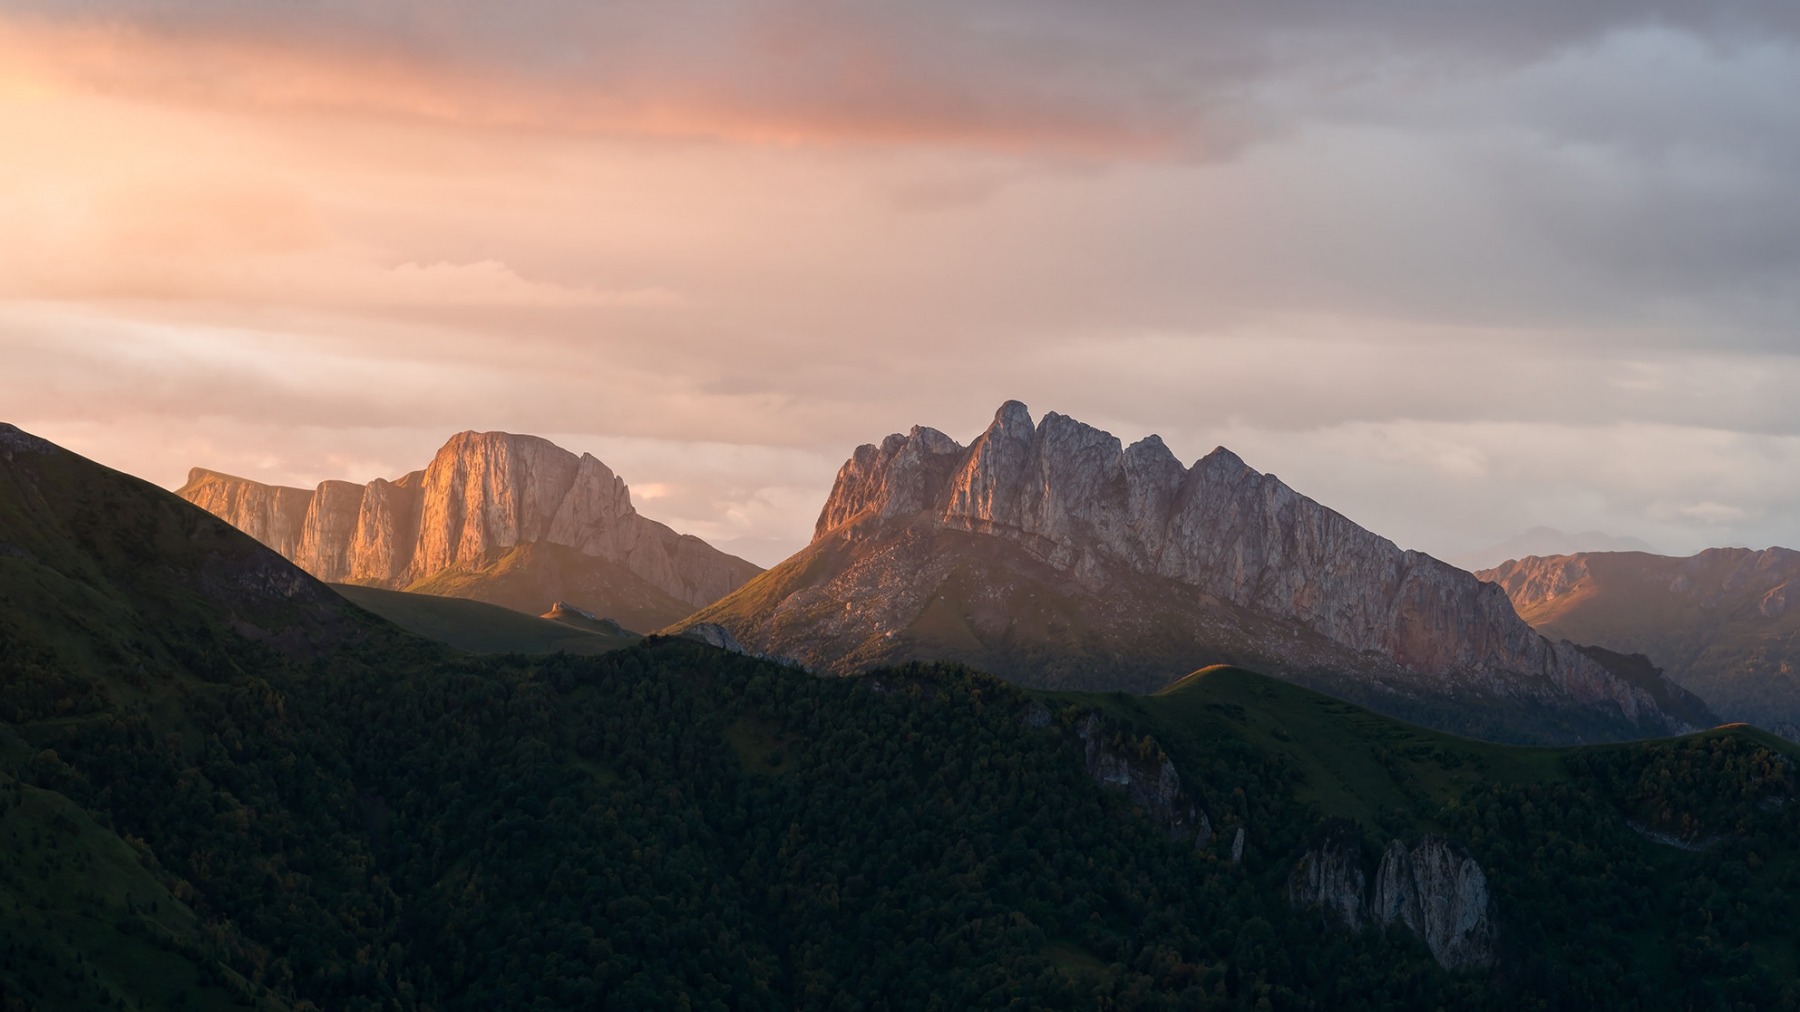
<box><xmin>1125</xmin><ymin>432</ymin><xmax>1179</xmax><ymax>468</ymax></box>
<box><xmin>410</xmin><ymin>430</ymin><xmax>639</xmax><ymax>580</ymax></box>
<box><xmin>180</xmin><ymin>431</ymin><xmax>759</xmax><ymax>615</ymax></box>
<box><xmin>1197</xmin><ymin>445</ymin><xmax>1250</xmax><ymax>475</ymax></box>
<box><xmin>991</xmin><ymin>398</ymin><xmax>1035</xmax><ymax>435</ymax></box>
<box><xmin>774</xmin><ymin>401</ymin><xmax>1714</xmax><ymax>738</ymax></box>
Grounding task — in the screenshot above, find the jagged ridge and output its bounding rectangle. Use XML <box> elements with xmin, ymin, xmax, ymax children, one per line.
<box><xmin>687</xmin><ymin>401</ymin><xmax>1714</xmax><ymax>742</ymax></box>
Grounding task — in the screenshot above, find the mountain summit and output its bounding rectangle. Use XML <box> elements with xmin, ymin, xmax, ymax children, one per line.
<box><xmin>180</xmin><ymin>431</ymin><xmax>760</xmax><ymax>629</ymax></box>
<box><xmin>684</xmin><ymin>402</ymin><xmax>1712</xmax><ymax>743</ymax></box>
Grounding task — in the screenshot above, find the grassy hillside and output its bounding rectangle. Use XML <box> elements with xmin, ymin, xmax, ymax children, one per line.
<box><xmin>333</xmin><ymin>584</ymin><xmax>636</xmax><ymax>655</ymax></box>
<box><xmin>1109</xmin><ymin>666</ymin><xmax>1564</xmax><ymax>830</ymax></box>
<box><xmin>0</xmin><ymin>425</ymin><xmax>367</xmax><ymax>1010</ymax></box>
<box><xmin>0</xmin><ymin>426</ymin><xmax>358</xmax><ymax>727</ymax></box>
<box><xmin>403</xmin><ymin>540</ymin><xmax>697</xmax><ymax>632</ymax></box>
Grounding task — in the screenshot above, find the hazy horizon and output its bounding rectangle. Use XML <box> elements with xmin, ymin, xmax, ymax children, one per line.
<box><xmin>6</xmin><ymin>2</ymin><xmax>1799</xmax><ymax>566</ymax></box>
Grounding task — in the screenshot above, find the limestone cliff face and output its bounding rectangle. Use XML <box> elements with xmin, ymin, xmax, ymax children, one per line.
<box><xmin>1289</xmin><ymin>828</ymin><xmax>1496</xmax><ymax>971</ymax></box>
<box><xmin>407</xmin><ymin>432</ymin><xmax>636</xmax><ymax>581</ymax></box>
<box><xmin>1373</xmin><ymin>837</ymin><xmax>1496</xmax><ymax>971</ymax></box>
<box><xmin>794</xmin><ymin>401</ymin><xmax>1709</xmax><ymax>735</ymax></box>
<box><xmin>178</xmin><ymin>432</ymin><xmax>759</xmax><ymax>615</ymax></box>
<box><xmin>1289</xmin><ymin>825</ymin><xmax>1368</xmax><ymax>930</ymax></box>
<box><xmin>179</xmin><ymin>472</ymin><xmax>315</xmax><ymax>559</ymax></box>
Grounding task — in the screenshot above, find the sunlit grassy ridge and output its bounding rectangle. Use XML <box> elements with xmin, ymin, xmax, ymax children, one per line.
<box><xmin>404</xmin><ymin>540</ymin><xmax>695</xmax><ymax>632</ymax></box>
<box><xmin>333</xmin><ymin>584</ymin><xmax>636</xmax><ymax>656</ymax></box>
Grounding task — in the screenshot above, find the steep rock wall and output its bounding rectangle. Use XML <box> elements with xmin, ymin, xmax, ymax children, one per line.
<box><xmin>808</xmin><ymin>401</ymin><xmax>1709</xmax><ymax>734</ymax></box>
<box><xmin>179</xmin><ymin>432</ymin><xmax>758</xmax><ymax>610</ymax></box>
<box><xmin>1289</xmin><ymin>829</ymin><xmax>1496</xmax><ymax>971</ymax></box>
<box><xmin>1373</xmin><ymin>837</ymin><xmax>1496</xmax><ymax>971</ymax></box>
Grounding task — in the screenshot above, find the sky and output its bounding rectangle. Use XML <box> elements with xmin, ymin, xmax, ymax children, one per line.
<box><xmin>3</xmin><ymin>2</ymin><xmax>1799</xmax><ymax>568</ymax></box>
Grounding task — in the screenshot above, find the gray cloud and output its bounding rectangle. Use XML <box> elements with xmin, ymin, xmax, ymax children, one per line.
<box><xmin>13</xmin><ymin>1</ymin><xmax>1800</xmax><ymax>155</ymax></box>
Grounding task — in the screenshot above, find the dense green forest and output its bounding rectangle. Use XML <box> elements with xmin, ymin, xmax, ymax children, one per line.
<box><xmin>3</xmin><ymin>629</ymin><xmax>1474</xmax><ymax>1009</ymax></box>
<box><xmin>5</xmin><ymin>428</ymin><xmax>1800</xmax><ymax>1008</ymax></box>
<box><xmin>7</xmin><ymin>629</ymin><xmax>1800</xmax><ymax>1009</ymax></box>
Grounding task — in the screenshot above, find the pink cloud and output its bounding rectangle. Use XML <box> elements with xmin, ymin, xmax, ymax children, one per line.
<box><xmin>0</xmin><ymin>14</ymin><xmax>1189</xmax><ymax>158</ymax></box>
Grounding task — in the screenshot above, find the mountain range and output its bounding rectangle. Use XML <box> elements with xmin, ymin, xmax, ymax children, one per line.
<box><xmin>682</xmin><ymin>402</ymin><xmax>1711</xmax><ymax>744</ymax></box>
<box><xmin>5</xmin><ymin>419</ymin><xmax>1800</xmax><ymax>1008</ymax></box>
<box><xmin>178</xmin><ymin>430</ymin><xmax>760</xmax><ymax>631</ymax></box>
<box><xmin>1480</xmin><ymin>547</ymin><xmax>1800</xmax><ymax>730</ymax></box>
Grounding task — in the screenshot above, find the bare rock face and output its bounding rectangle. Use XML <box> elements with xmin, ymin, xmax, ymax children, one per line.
<box><xmin>828</xmin><ymin>404</ymin><xmax>1661</xmax><ymax>719</ymax></box>
<box><xmin>1290</xmin><ymin>828</ymin><xmax>1496</xmax><ymax>971</ymax></box>
<box><xmin>1373</xmin><ymin>837</ymin><xmax>1496</xmax><ymax>971</ymax></box>
<box><xmin>694</xmin><ymin>401</ymin><xmax>1711</xmax><ymax>742</ymax></box>
<box><xmin>179</xmin><ymin>432</ymin><xmax>759</xmax><ymax>618</ymax></box>
<box><xmin>179</xmin><ymin>471</ymin><xmax>314</xmax><ymax>559</ymax></box>
<box><xmin>1075</xmin><ymin>713</ymin><xmax>1213</xmax><ymax>849</ymax></box>
<box><xmin>407</xmin><ymin>432</ymin><xmax>636</xmax><ymax>581</ymax></box>
<box><xmin>1289</xmin><ymin>825</ymin><xmax>1367</xmax><ymax>930</ymax></box>
<box><xmin>681</xmin><ymin>622</ymin><xmax>752</xmax><ymax>655</ymax></box>
<box><xmin>347</xmin><ymin>475</ymin><xmax>425</xmax><ymax>584</ymax></box>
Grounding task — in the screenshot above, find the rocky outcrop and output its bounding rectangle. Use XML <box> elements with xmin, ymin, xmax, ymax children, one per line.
<box><xmin>543</xmin><ymin>602</ymin><xmax>629</xmax><ymax>636</ymax></box>
<box><xmin>689</xmin><ymin>401</ymin><xmax>1712</xmax><ymax>742</ymax></box>
<box><xmin>1075</xmin><ymin>713</ymin><xmax>1213</xmax><ymax>849</ymax></box>
<box><xmin>1289</xmin><ymin>824</ymin><xmax>1367</xmax><ymax>929</ymax></box>
<box><xmin>178</xmin><ymin>469</ymin><xmax>316</xmax><ymax>559</ymax></box>
<box><xmin>681</xmin><ymin>622</ymin><xmax>752</xmax><ymax>655</ymax></box>
<box><xmin>1290</xmin><ymin>827</ymin><xmax>1496</xmax><ymax>971</ymax></box>
<box><xmin>1479</xmin><ymin>548</ymin><xmax>1800</xmax><ymax>727</ymax></box>
<box><xmin>1373</xmin><ymin>837</ymin><xmax>1496</xmax><ymax>971</ymax></box>
<box><xmin>179</xmin><ymin>432</ymin><xmax>760</xmax><ymax>619</ymax></box>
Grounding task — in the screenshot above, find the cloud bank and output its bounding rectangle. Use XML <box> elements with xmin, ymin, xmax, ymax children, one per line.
<box><xmin>3</xmin><ymin>2</ymin><xmax>1798</xmax><ymax>564</ymax></box>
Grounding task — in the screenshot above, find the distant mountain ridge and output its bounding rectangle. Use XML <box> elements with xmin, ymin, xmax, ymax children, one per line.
<box><xmin>684</xmin><ymin>401</ymin><xmax>1714</xmax><ymax>743</ymax></box>
<box><xmin>1454</xmin><ymin>527</ymin><xmax>1657</xmax><ymax>571</ymax></box>
<box><xmin>180</xmin><ymin>431</ymin><xmax>760</xmax><ymax>628</ymax></box>
<box><xmin>1479</xmin><ymin>547</ymin><xmax>1800</xmax><ymax>728</ymax></box>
